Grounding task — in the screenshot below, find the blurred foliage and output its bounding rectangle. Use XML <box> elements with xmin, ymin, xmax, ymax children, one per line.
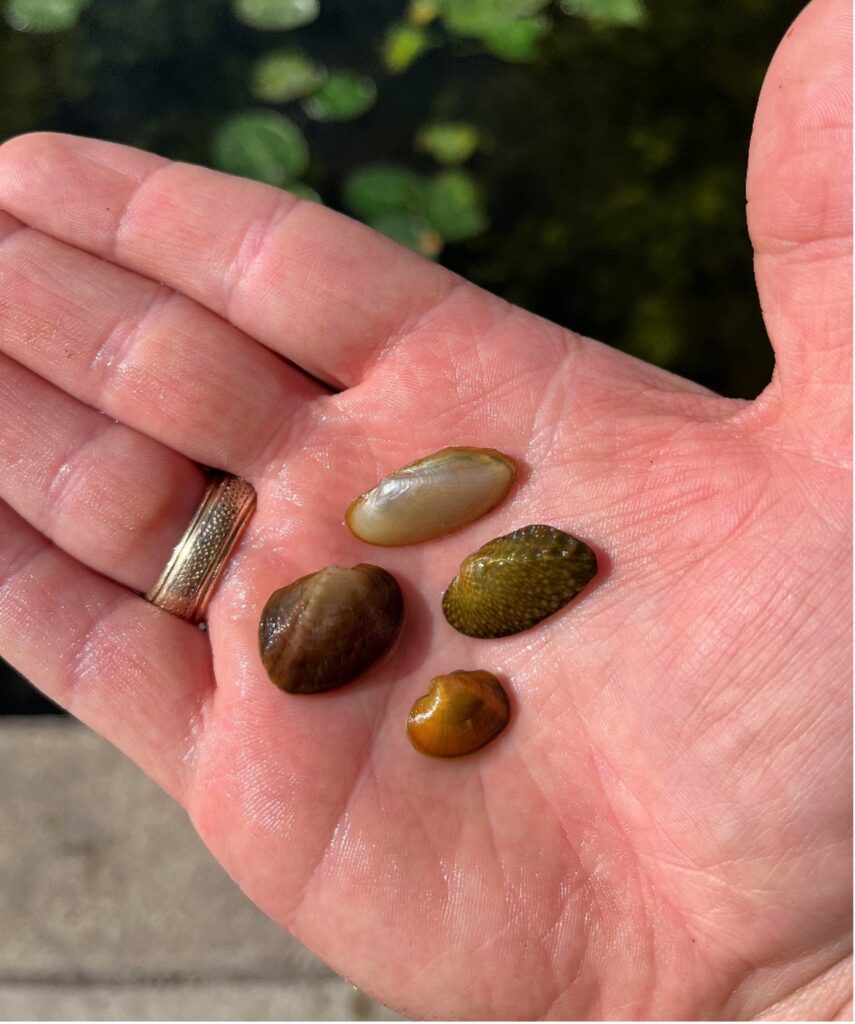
<box><xmin>251</xmin><ymin>49</ymin><xmax>327</xmax><ymax>102</ymax></box>
<box><xmin>4</xmin><ymin>0</ymin><xmax>88</xmax><ymax>32</ymax></box>
<box><xmin>213</xmin><ymin>110</ymin><xmax>308</xmax><ymax>184</ymax></box>
<box><xmin>426</xmin><ymin>170</ymin><xmax>487</xmax><ymax>241</ymax></box>
<box><xmin>384</xmin><ymin>22</ymin><xmax>430</xmax><ymax>72</ymax></box>
<box><xmin>0</xmin><ymin>0</ymin><xmax>801</xmax><ymax>408</ymax></box>
<box><xmin>416</xmin><ymin>121</ymin><xmax>480</xmax><ymax>164</ymax></box>
<box><xmin>560</xmin><ymin>0</ymin><xmax>645</xmax><ymax>26</ymax></box>
<box><xmin>344</xmin><ymin>164</ymin><xmax>426</xmax><ymax>221</ymax></box>
<box><xmin>288</xmin><ymin>179</ymin><xmax>322</xmax><ymax>202</ymax></box>
<box><xmin>481</xmin><ymin>15</ymin><xmax>549</xmax><ymax>61</ymax></box>
<box><xmin>302</xmin><ymin>69</ymin><xmax>377</xmax><ymax>120</ymax></box>
<box><xmin>343</xmin><ymin>162</ymin><xmax>483</xmax><ymax>255</ymax></box>
<box><xmin>232</xmin><ymin>0</ymin><xmax>319</xmax><ymax>31</ymax></box>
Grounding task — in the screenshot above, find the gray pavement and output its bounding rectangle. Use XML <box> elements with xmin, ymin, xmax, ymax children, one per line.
<box><xmin>0</xmin><ymin>719</ymin><xmax>401</xmax><ymax>1021</ymax></box>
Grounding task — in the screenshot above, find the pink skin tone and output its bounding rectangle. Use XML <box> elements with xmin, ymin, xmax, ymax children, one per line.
<box><xmin>0</xmin><ymin>0</ymin><xmax>850</xmax><ymax>1017</ymax></box>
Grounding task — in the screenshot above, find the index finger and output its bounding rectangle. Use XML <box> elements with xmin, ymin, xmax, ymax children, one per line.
<box><xmin>0</xmin><ymin>133</ymin><xmax>463</xmax><ymax>389</ymax></box>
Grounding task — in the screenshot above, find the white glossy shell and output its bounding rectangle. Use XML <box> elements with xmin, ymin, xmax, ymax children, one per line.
<box><xmin>345</xmin><ymin>446</ymin><xmax>517</xmax><ymax>546</ymax></box>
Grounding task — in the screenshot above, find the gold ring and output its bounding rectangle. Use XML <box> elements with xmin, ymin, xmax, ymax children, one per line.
<box><xmin>146</xmin><ymin>472</ymin><xmax>256</xmax><ymax>623</ymax></box>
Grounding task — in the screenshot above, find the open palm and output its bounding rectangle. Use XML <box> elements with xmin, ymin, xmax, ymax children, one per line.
<box><xmin>0</xmin><ymin>1</ymin><xmax>850</xmax><ymax>1018</ymax></box>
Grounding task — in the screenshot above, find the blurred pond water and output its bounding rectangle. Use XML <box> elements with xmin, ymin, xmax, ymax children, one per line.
<box><xmin>1</xmin><ymin>0</ymin><xmax>799</xmax><ymax>712</ymax></box>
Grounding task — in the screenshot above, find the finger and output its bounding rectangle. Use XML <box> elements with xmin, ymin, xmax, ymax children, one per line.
<box><xmin>0</xmin><ymin>352</ymin><xmax>207</xmax><ymax>592</ymax></box>
<box><xmin>0</xmin><ymin>133</ymin><xmax>461</xmax><ymax>390</ymax></box>
<box><xmin>747</xmin><ymin>0</ymin><xmax>852</xmax><ymax>446</ymax></box>
<box><xmin>0</xmin><ymin>499</ymin><xmax>212</xmax><ymax>802</ymax></box>
<box><xmin>0</xmin><ymin>211</ymin><xmax>322</xmax><ymax>476</ymax></box>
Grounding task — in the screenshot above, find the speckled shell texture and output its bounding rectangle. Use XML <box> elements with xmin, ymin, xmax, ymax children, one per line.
<box><xmin>259</xmin><ymin>564</ymin><xmax>404</xmax><ymax>694</ymax></box>
<box><xmin>407</xmin><ymin>670</ymin><xmax>510</xmax><ymax>758</ymax></box>
<box><xmin>442</xmin><ymin>524</ymin><xmax>597</xmax><ymax>638</ymax></box>
<box><xmin>346</xmin><ymin>446</ymin><xmax>517</xmax><ymax>546</ymax></box>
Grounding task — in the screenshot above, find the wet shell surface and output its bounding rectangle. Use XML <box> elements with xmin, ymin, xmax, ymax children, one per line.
<box><xmin>259</xmin><ymin>564</ymin><xmax>404</xmax><ymax>694</ymax></box>
<box><xmin>407</xmin><ymin>670</ymin><xmax>510</xmax><ymax>758</ymax></box>
<box><xmin>442</xmin><ymin>524</ymin><xmax>597</xmax><ymax>638</ymax></box>
<box><xmin>345</xmin><ymin>446</ymin><xmax>517</xmax><ymax>546</ymax></box>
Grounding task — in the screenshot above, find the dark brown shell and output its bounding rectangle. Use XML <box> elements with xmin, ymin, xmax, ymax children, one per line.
<box><xmin>259</xmin><ymin>564</ymin><xmax>404</xmax><ymax>694</ymax></box>
<box><xmin>407</xmin><ymin>670</ymin><xmax>510</xmax><ymax>758</ymax></box>
<box><xmin>442</xmin><ymin>524</ymin><xmax>597</xmax><ymax>638</ymax></box>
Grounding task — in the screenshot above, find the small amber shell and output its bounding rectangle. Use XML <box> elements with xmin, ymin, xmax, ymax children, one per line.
<box><xmin>259</xmin><ymin>564</ymin><xmax>403</xmax><ymax>694</ymax></box>
<box><xmin>442</xmin><ymin>524</ymin><xmax>597</xmax><ymax>638</ymax></box>
<box><xmin>345</xmin><ymin>446</ymin><xmax>517</xmax><ymax>546</ymax></box>
<box><xmin>407</xmin><ymin>670</ymin><xmax>510</xmax><ymax>758</ymax></box>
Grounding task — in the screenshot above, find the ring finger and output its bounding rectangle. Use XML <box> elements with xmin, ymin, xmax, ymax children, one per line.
<box><xmin>0</xmin><ymin>352</ymin><xmax>208</xmax><ymax>593</ymax></box>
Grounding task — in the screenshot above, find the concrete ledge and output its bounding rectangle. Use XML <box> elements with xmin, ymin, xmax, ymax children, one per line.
<box><xmin>0</xmin><ymin>719</ymin><xmax>400</xmax><ymax>1020</ymax></box>
<box><xmin>0</xmin><ymin>981</ymin><xmax>399</xmax><ymax>1021</ymax></box>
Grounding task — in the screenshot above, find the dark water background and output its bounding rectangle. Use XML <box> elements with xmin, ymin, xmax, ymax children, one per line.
<box><xmin>1</xmin><ymin>0</ymin><xmax>801</xmax><ymax>713</ymax></box>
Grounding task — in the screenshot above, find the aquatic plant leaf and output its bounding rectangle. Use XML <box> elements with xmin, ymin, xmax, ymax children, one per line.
<box><xmin>384</xmin><ymin>23</ymin><xmax>430</xmax><ymax>73</ymax></box>
<box><xmin>416</xmin><ymin>122</ymin><xmax>480</xmax><ymax>165</ymax></box>
<box><xmin>559</xmin><ymin>0</ymin><xmax>645</xmax><ymax>26</ymax></box>
<box><xmin>440</xmin><ymin>0</ymin><xmax>549</xmax><ymax>37</ymax></box>
<box><xmin>4</xmin><ymin>0</ymin><xmax>86</xmax><ymax>33</ymax></box>
<box><xmin>407</xmin><ymin>0</ymin><xmax>439</xmax><ymax>25</ymax></box>
<box><xmin>288</xmin><ymin>181</ymin><xmax>323</xmax><ymax>203</ymax></box>
<box><xmin>426</xmin><ymin>170</ymin><xmax>488</xmax><ymax>242</ymax></box>
<box><xmin>483</xmin><ymin>14</ymin><xmax>549</xmax><ymax>61</ymax></box>
<box><xmin>302</xmin><ymin>71</ymin><xmax>377</xmax><ymax>121</ymax></box>
<box><xmin>232</xmin><ymin>0</ymin><xmax>319</xmax><ymax>31</ymax></box>
<box><xmin>372</xmin><ymin>213</ymin><xmax>443</xmax><ymax>258</ymax></box>
<box><xmin>342</xmin><ymin>165</ymin><xmax>428</xmax><ymax>222</ymax></box>
<box><xmin>213</xmin><ymin>111</ymin><xmax>309</xmax><ymax>186</ymax></box>
<box><xmin>251</xmin><ymin>50</ymin><xmax>326</xmax><ymax>103</ymax></box>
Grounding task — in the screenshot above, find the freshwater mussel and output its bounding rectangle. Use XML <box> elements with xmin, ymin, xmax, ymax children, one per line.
<box><xmin>346</xmin><ymin>446</ymin><xmax>517</xmax><ymax>546</ymax></box>
<box><xmin>442</xmin><ymin>524</ymin><xmax>597</xmax><ymax>638</ymax></box>
<box><xmin>407</xmin><ymin>670</ymin><xmax>510</xmax><ymax>758</ymax></box>
<box><xmin>259</xmin><ymin>564</ymin><xmax>404</xmax><ymax>694</ymax></box>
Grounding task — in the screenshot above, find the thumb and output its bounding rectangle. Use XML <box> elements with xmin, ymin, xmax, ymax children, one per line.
<box><xmin>747</xmin><ymin>0</ymin><xmax>852</xmax><ymax>454</ymax></box>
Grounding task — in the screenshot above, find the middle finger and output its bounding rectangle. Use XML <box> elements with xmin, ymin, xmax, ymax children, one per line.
<box><xmin>0</xmin><ymin>212</ymin><xmax>322</xmax><ymax>477</ymax></box>
<box><xmin>0</xmin><ymin>351</ymin><xmax>207</xmax><ymax>593</ymax></box>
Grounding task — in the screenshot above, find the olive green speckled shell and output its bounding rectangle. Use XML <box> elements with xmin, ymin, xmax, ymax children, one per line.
<box><xmin>442</xmin><ymin>525</ymin><xmax>597</xmax><ymax>638</ymax></box>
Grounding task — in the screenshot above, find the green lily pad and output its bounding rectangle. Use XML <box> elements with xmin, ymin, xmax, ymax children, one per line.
<box><xmin>407</xmin><ymin>0</ymin><xmax>439</xmax><ymax>25</ymax></box>
<box><xmin>559</xmin><ymin>0</ymin><xmax>645</xmax><ymax>26</ymax></box>
<box><xmin>416</xmin><ymin>122</ymin><xmax>480</xmax><ymax>165</ymax></box>
<box><xmin>288</xmin><ymin>181</ymin><xmax>323</xmax><ymax>203</ymax></box>
<box><xmin>441</xmin><ymin>1</ymin><xmax>500</xmax><ymax>37</ymax></box>
<box><xmin>439</xmin><ymin>0</ymin><xmax>549</xmax><ymax>37</ymax></box>
<box><xmin>4</xmin><ymin>0</ymin><xmax>87</xmax><ymax>32</ymax></box>
<box><xmin>251</xmin><ymin>50</ymin><xmax>326</xmax><ymax>103</ymax></box>
<box><xmin>302</xmin><ymin>71</ymin><xmax>377</xmax><ymax>121</ymax></box>
<box><xmin>426</xmin><ymin>170</ymin><xmax>488</xmax><ymax>242</ymax></box>
<box><xmin>372</xmin><ymin>213</ymin><xmax>443</xmax><ymax>258</ymax></box>
<box><xmin>498</xmin><ymin>0</ymin><xmax>550</xmax><ymax>13</ymax></box>
<box><xmin>384</xmin><ymin>23</ymin><xmax>430</xmax><ymax>73</ymax></box>
<box><xmin>483</xmin><ymin>14</ymin><xmax>548</xmax><ymax>61</ymax></box>
<box><xmin>232</xmin><ymin>0</ymin><xmax>319</xmax><ymax>31</ymax></box>
<box><xmin>342</xmin><ymin>165</ymin><xmax>428</xmax><ymax>222</ymax></box>
<box><xmin>213</xmin><ymin>111</ymin><xmax>309</xmax><ymax>186</ymax></box>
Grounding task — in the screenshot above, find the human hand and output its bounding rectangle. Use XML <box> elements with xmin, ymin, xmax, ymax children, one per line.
<box><xmin>0</xmin><ymin>0</ymin><xmax>850</xmax><ymax>1017</ymax></box>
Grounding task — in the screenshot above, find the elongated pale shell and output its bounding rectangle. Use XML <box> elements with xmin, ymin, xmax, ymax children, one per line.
<box><xmin>346</xmin><ymin>446</ymin><xmax>517</xmax><ymax>546</ymax></box>
<box><xmin>259</xmin><ymin>564</ymin><xmax>403</xmax><ymax>694</ymax></box>
<box><xmin>407</xmin><ymin>670</ymin><xmax>510</xmax><ymax>758</ymax></box>
<box><xmin>442</xmin><ymin>524</ymin><xmax>597</xmax><ymax>638</ymax></box>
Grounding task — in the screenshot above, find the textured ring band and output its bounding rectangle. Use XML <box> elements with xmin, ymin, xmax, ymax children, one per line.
<box><xmin>146</xmin><ymin>472</ymin><xmax>256</xmax><ymax>623</ymax></box>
